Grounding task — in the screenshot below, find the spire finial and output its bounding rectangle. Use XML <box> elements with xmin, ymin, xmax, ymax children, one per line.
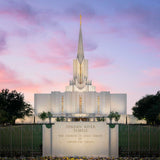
<box><xmin>77</xmin><ymin>14</ymin><xmax>84</xmax><ymax>64</ymax></box>
<box><xmin>80</xmin><ymin>14</ymin><xmax>82</xmax><ymax>25</ymax></box>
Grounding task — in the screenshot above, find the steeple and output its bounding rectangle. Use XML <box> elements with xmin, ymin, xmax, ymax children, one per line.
<box><xmin>65</xmin><ymin>15</ymin><xmax>96</xmax><ymax>92</ymax></box>
<box><xmin>77</xmin><ymin>14</ymin><xmax>84</xmax><ymax>64</ymax></box>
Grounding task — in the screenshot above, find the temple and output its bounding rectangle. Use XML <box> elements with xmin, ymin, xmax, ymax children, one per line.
<box><xmin>34</xmin><ymin>15</ymin><xmax>127</xmax><ymax>122</ymax></box>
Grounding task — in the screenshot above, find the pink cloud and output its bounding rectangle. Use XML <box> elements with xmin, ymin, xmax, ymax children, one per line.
<box><xmin>141</xmin><ymin>68</ymin><xmax>160</xmax><ymax>87</ymax></box>
<box><xmin>139</xmin><ymin>34</ymin><xmax>160</xmax><ymax>52</ymax></box>
<box><xmin>15</xmin><ymin>82</ymin><xmax>40</xmax><ymax>93</ymax></box>
<box><xmin>0</xmin><ymin>63</ymin><xmax>68</xmax><ymax>104</ymax></box>
<box><xmin>0</xmin><ymin>63</ymin><xmax>18</xmax><ymax>84</ymax></box>
<box><xmin>91</xmin><ymin>5</ymin><xmax>160</xmax><ymax>53</ymax></box>
<box><xmin>0</xmin><ymin>1</ymin><xmax>59</xmax><ymax>29</ymax></box>
<box><xmin>118</xmin><ymin>6</ymin><xmax>148</xmax><ymax>23</ymax></box>
<box><xmin>0</xmin><ymin>10</ymin><xmax>34</xmax><ymax>24</ymax></box>
<box><xmin>0</xmin><ymin>1</ymin><xmax>37</xmax><ymax>25</ymax></box>
<box><xmin>41</xmin><ymin>78</ymin><xmax>68</xmax><ymax>92</ymax></box>
<box><xmin>48</xmin><ymin>36</ymin><xmax>76</xmax><ymax>58</ymax></box>
<box><xmin>143</xmin><ymin>68</ymin><xmax>160</xmax><ymax>77</ymax></box>
<box><xmin>0</xmin><ymin>61</ymin><xmax>69</xmax><ymax>92</ymax></box>
<box><xmin>0</xmin><ymin>1</ymin><xmax>95</xmax><ymax>29</ymax></box>
<box><xmin>0</xmin><ymin>31</ymin><xmax>6</xmax><ymax>54</ymax></box>
<box><xmin>0</xmin><ymin>62</ymin><xmax>40</xmax><ymax>92</ymax></box>
<box><xmin>0</xmin><ymin>1</ymin><xmax>94</xmax><ymax>29</ymax></box>
<box><xmin>93</xmin><ymin>81</ymin><xmax>111</xmax><ymax>92</ymax></box>
<box><xmin>91</xmin><ymin>57</ymin><xmax>112</xmax><ymax>68</ymax></box>
<box><xmin>29</xmin><ymin>49</ymin><xmax>72</xmax><ymax>72</ymax></box>
<box><xmin>117</xmin><ymin>6</ymin><xmax>160</xmax><ymax>52</ymax></box>
<box><xmin>141</xmin><ymin>79</ymin><xmax>160</xmax><ymax>87</ymax></box>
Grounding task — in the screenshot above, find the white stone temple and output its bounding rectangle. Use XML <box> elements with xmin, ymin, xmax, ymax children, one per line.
<box><xmin>34</xmin><ymin>16</ymin><xmax>127</xmax><ymax>121</ymax></box>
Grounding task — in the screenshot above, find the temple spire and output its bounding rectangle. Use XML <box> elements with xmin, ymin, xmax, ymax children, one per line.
<box><xmin>77</xmin><ymin>14</ymin><xmax>84</xmax><ymax>64</ymax></box>
<box><xmin>80</xmin><ymin>14</ymin><xmax>82</xmax><ymax>26</ymax></box>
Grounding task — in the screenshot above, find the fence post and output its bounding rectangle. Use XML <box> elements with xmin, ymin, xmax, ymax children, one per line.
<box><xmin>159</xmin><ymin>126</ymin><xmax>160</xmax><ymax>157</ymax></box>
<box><xmin>10</xmin><ymin>126</ymin><xmax>12</xmax><ymax>157</ymax></box>
<box><xmin>21</xmin><ymin>125</ymin><xmax>22</xmax><ymax>156</ymax></box>
<box><xmin>50</xmin><ymin>124</ymin><xmax>52</xmax><ymax>157</ymax></box>
<box><xmin>139</xmin><ymin>125</ymin><xmax>140</xmax><ymax>157</ymax></box>
<box><xmin>32</xmin><ymin>125</ymin><xmax>33</xmax><ymax>157</ymax></box>
<box><xmin>0</xmin><ymin>127</ymin><xmax>2</xmax><ymax>156</ymax></box>
<box><xmin>128</xmin><ymin>124</ymin><xmax>129</xmax><ymax>157</ymax></box>
<box><xmin>109</xmin><ymin>126</ymin><xmax>111</xmax><ymax>157</ymax></box>
<box><xmin>149</xmin><ymin>125</ymin><xmax>150</xmax><ymax>156</ymax></box>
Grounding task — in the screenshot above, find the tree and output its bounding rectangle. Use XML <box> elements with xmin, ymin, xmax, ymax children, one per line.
<box><xmin>96</xmin><ymin>117</ymin><xmax>105</xmax><ymax>121</ymax></box>
<box><xmin>0</xmin><ymin>89</ymin><xmax>32</xmax><ymax>125</ymax></box>
<box><xmin>38</xmin><ymin>111</ymin><xmax>48</xmax><ymax>121</ymax></box>
<box><xmin>132</xmin><ymin>91</ymin><xmax>160</xmax><ymax>125</ymax></box>
<box><xmin>114</xmin><ymin>112</ymin><xmax>121</xmax><ymax>123</ymax></box>
<box><xmin>108</xmin><ymin>111</ymin><xmax>121</xmax><ymax>123</ymax></box>
<box><xmin>56</xmin><ymin>116</ymin><xmax>65</xmax><ymax>122</ymax></box>
<box><xmin>108</xmin><ymin>111</ymin><xmax>115</xmax><ymax>123</ymax></box>
<box><xmin>39</xmin><ymin>111</ymin><xmax>53</xmax><ymax>123</ymax></box>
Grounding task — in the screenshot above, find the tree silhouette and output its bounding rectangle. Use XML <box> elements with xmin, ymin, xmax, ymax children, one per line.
<box><xmin>39</xmin><ymin>111</ymin><xmax>53</xmax><ymax>123</ymax></box>
<box><xmin>132</xmin><ymin>91</ymin><xmax>160</xmax><ymax>125</ymax></box>
<box><xmin>114</xmin><ymin>112</ymin><xmax>121</xmax><ymax>123</ymax></box>
<box><xmin>0</xmin><ymin>89</ymin><xmax>32</xmax><ymax>125</ymax></box>
<box><xmin>108</xmin><ymin>111</ymin><xmax>121</xmax><ymax>123</ymax></box>
<box><xmin>108</xmin><ymin>111</ymin><xmax>115</xmax><ymax>123</ymax></box>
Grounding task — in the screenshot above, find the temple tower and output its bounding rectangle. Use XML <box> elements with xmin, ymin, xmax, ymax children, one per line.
<box><xmin>66</xmin><ymin>15</ymin><xmax>95</xmax><ymax>92</ymax></box>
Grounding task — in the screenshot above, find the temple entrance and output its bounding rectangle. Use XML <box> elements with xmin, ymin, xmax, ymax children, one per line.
<box><xmin>72</xmin><ymin>117</ymin><xmax>89</xmax><ymax>121</ymax></box>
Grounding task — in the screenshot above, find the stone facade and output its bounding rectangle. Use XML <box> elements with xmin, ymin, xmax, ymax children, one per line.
<box><xmin>35</xmin><ymin>92</ymin><xmax>126</xmax><ymax>115</ymax></box>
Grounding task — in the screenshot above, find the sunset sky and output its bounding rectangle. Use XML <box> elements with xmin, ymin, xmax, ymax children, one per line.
<box><xmin>0</xmin><ymin>0</ymin><xmax>160</xmax><ymax>114</ymax></box>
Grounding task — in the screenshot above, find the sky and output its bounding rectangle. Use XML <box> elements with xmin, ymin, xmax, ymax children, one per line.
<box><xmin>0</xmin><ymin>0</ymin><xmax>160</xmax><ymax>114</ymax></box>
